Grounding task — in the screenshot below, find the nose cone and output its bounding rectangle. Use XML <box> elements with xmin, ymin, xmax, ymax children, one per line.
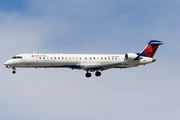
<box><xmin>4</xmin><ymin>61</ymin><xmax>8</xmax><ymax>66</ymax></box>
<box><xmin>4</xmin><ymin>60</ymin><xmax>14</xmax><ymax>67</ymax></box>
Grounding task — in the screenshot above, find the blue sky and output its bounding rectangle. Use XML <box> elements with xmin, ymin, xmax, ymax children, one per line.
<box><xmin>0</xmin><ymin>0</ymin><xmax>26</xmax><ymax>11</ymax></box>
<box><xmin>0</xmin><ymin>0</ymin><xmax>180</xmax><ymax>120</ymax></box>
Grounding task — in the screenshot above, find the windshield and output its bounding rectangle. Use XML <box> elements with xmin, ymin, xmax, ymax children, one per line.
<box><xmin>12</xmin><ymin>56</ymin><xmax>22</xmax><ymax>59</ymax></box>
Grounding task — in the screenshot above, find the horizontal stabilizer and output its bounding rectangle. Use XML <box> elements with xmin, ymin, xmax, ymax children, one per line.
<box><xmin>162</xmin><ymin>42</ymin><xmax>177</xmax><ymax>44</ymax></box>
<box><xmin>148</xmin><ymin>40</ymin><xmax>163</xmax><ymax>45</ymax></box>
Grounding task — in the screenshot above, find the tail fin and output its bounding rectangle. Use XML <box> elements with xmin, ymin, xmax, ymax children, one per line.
<box><xmin>140</xmin><ymin>40</ymin><xmax>163</xmax><ymax>58</ymax></box>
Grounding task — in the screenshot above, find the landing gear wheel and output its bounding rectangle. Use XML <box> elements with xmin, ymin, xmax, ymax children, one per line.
<box><xmin>86</xmin><ymin>72</ymin><xmax>91</xmax><ymax>78</ymax></box>
<box><xmin>12</xmin><ymin>67</ymin><xmax>16</xmax><ymax>74</ymax></box>
<box><xmin>95</xmin><ymin>71</ymin><xmax>101</xmax><ymax>77</ymax></box>
<box><xmin>12</xmin><ymin>71</ymin><xmax>16</xmax><ymax>74</ymax></box>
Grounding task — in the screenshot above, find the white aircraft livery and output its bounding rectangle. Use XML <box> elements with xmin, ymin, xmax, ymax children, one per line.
<box><xmin>4</xmin><ymin>40</ymin><xmax>164</xmax><ymax>78</ymax></box>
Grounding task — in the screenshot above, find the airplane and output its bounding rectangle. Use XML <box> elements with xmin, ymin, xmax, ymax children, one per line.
<box><xmin>4</xmin><ymin>40</ymin><xmax>164</xmax><ymax>78</ymax></box>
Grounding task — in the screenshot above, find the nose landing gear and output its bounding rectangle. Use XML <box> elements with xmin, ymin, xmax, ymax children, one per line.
<box><xmin>6</xmin><ymin>66</ymin><xmax>11</xmax><ymax>68</ymax></box>
<box><xmin>12</xmin><ymin>67</ymin><xmax>16</xmax><ymax>74</ymax></box>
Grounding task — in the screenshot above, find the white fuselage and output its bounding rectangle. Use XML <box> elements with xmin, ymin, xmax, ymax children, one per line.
<box><xmin>4</xmin><ymin>53</ymin><xmax>155</xmax><ymax>70</ymax></box>
<box><xmin>3</xmin><ymin>40</ymin><xmax>162</xmax><ymax>77</ymax></box>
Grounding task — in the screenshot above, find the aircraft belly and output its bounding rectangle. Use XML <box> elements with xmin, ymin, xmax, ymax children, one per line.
<box><xmin>23</xmin><ymin>60</ymin><xmax>81</xmax><ymax>68</ymax></box>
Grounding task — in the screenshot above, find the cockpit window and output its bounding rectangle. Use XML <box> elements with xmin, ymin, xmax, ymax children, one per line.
<box><xmin>17</xmin><ymin>56</ymin><xmax>22</xmax><ymax>59</ymax></box>
<box><xmin>12</xmin><ymin>56</ymin><xmax>22</xmax><ymax>59</ymax></box>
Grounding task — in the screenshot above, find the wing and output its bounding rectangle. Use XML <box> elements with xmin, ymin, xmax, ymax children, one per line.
<box><xmin>83</xmin><ymin>61</ymin><xmax>128</xmax><ymax>71</ymax></box>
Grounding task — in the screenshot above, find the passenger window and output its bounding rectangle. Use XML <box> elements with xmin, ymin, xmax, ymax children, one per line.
<box><xmin>80</xmin><ymin>57</ymin><xmax>81</xmax><ymax>60</ymax></box>
<box><xmin>62</xmin><ymin>57</ymin><xmax>63</xmax><ymax>59</ymax></box>
<box><xmin>58</xmin><ymin>57</ymin><xmax>60</xmax><ymax>59</ymax></box>
<box><xmin>39</xmin><ymin>57</ymin><xmax>41</xmax><ymax>59</ymax></box>
<box><xmin>108</xmin><ymin>58</ymin><xmax>110</xmax><ymax>60</ymax></box>
<box><xmin>94</xmin><ymin>57</ymin><xmax>95</xmax><ymax>60</ymax></box>
<box><xmin>105</xmin><ymin>57</ymin><xmax>106</xmax><ymax>60</ymax></box>
<box><xmin>85</xmin><ymin>57</ymin><xmax>87</xmax><ymax>60</ymax></box>
<box><xmin>43</xmin><ymin>57</ymin><xmax>45</xmax><ymax>59</ymax></box>
<box><xmin>54</xmin><ymin>57</ymin><xmax>56</xmax><ymax>59</ymax></box>
<box><xmin>101</xmin><ymin>57</ymin><xmax>103</xmax><ymax>60</ymax></box>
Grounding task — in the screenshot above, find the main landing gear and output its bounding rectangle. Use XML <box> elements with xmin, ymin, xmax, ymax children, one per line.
<box><xmin>12</xmin><ymin>67</ymin><xmax>16</xmax><ymax>74</ymax></box>
<box><xmin>95</xmin><ymin>71</ymin><xmax>101</xmax><ymax>77</ymax></box>
<box><xmin>85</xmin><ymin>71</ymin><xmax>101</xmax><ymax>78</ymax></box>
<box><xmin>85</xmin><ymin>72</ymin><xmax>91</xmax><ymax>78</ymax></box>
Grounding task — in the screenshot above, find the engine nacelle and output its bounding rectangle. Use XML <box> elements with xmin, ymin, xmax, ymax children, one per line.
<box><xmin>125</xmin><ymin>53</ymin><xmax>138</xmax><ymax>61</ymax></box>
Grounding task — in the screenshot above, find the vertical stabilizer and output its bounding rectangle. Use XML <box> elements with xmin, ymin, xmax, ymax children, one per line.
<box><xmin>140</xmin><ymin>40</ymin><xmax>163</xmax><ymax>58</ymax></box>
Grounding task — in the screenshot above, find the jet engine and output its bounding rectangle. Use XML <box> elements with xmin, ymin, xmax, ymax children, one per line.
<box><xmin>125</xmin><ymin>53</ymin><xmax>138</xmax><ymax>61</ymax></box>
